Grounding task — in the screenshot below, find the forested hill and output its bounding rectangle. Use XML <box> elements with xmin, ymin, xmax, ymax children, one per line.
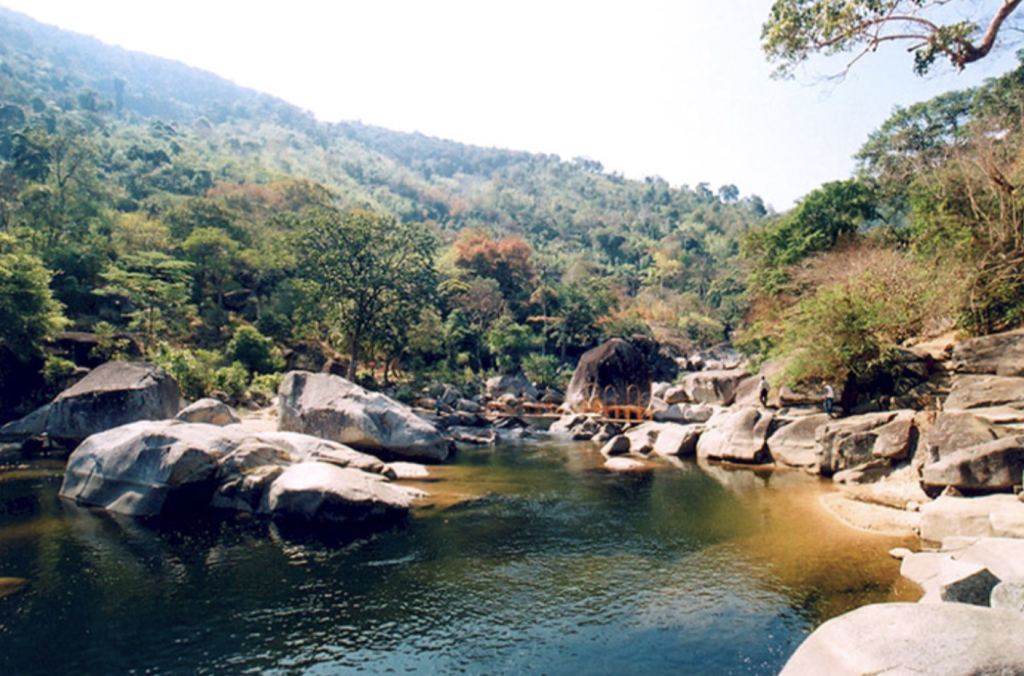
<box><xmin>0</xmin><ymin>6</ymin><xmax>766</xmax><ymax>420</ymax></box>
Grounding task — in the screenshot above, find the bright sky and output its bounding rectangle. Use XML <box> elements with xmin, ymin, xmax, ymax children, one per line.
<box><xmin>2</xmin><ymin>0</ymin><xmax>1021</xmax><ymax>209</ymax></box>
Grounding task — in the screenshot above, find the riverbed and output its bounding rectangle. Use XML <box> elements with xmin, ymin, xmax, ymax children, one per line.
<box><xmin>0</xmin><ymin>438</ymin><xmax>918</xmax><ymax>675</ymax></box>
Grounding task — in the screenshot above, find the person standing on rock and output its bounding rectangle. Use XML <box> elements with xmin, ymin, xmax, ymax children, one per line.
<box><xmin>823</xmin><ymin>383</ymin><xmax>835</xmax><ymax>417</ymax></box>
<box><xmin>758</xmin><ymin>376</ymin><xmax>769</xmax><ymax>408</ymax></box>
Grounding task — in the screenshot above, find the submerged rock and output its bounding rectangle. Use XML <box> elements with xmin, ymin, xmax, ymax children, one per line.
<box><xmin>0</xmin><ymin>577</ymin><xmax>29</xmax><ymax>599</ymax></box>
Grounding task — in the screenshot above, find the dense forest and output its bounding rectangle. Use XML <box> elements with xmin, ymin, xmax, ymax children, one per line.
<box><xmin>0</xmin><ymin>8</ymin><xmax>764</xmax><ymax>421</ymax></box>
<box><xmin>4</xmin><ymin>5</ymin><xmax>1024</xmax><ymax>424</ymax></box>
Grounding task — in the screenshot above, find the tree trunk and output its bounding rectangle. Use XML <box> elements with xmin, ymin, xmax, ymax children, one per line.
<box><xmin>347</xmin><ymin>331</ymin><xmax>359</xmax><ymax>381</ymax></box>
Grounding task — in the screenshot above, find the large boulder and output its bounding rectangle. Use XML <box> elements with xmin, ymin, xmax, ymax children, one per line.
<box><xmin>922</xmin><ymin>410</ymin><xmax>1007</xmax><ymax>463</ymax></box>
<box><xmin>943</xmin><ymin>374</ymin><xmax>1024</xmax><ymax>410</ymax></box>
<box><xmin>11</xmin><ymin>362</ymin><xmax>183</xmax><ymax>448</ymax></box>
<box><xmin>922</xmin><ymin>435</ymin><xmax>1024</xmax><ymax>495</ymax></box>
<box><xmin>767</xmin><ymin>413</ymin><xmax>830</xmax><ymax>471</ymax></box>
<box><xmin>59</xmin><ymin>420</ymin><xmax>240</xmax><ymax>516</ymax></box>
<box><xmin>778</xmin><ymin>603</ymin><xmax>1024</xmax><ymax>676</ymax></box>
<box><xmin>627</xmin><ymin>335</ymin><xmax>680</xmax><ymax>382</ymax></box>
<box><xmin>58</xmin><ymin>420</ymin><xmax>410</xmax><ymax>526</ymax></box>
<box><xmin>566</xmin><ymin>339</ymin><xmax>651</xmax><ymax>413</ymax></box>
<box><xmin>920</xmin><ymin>494</ymin><xmax>1024</xmax><ymax>544</ymax></box>
<box><xmin>484</xmin><ymin>373</ymin><xmax>538</xmax><ymax>400</ymax></box>
<box><xmin>951</xmin><ymin>327</ymin><xmax>1024</xmax><ymax>376</ymax></box>
<box><xmin>263</xmin><ymin>462</ymin><xmax>412</xmax><ymax>525</ymax></box>
<box><xmin>900</xmin><ymin>552</ymin><xmax>1001</xmax><ymax>605</ymax></box>
<box><xmin>278</xmin><ymin>371</ymin><xmax>451</xmax><ymax>463</ymax></box>
<box><xmin>696</xmin><ymin>407</ymin><xmax>773</xmax><ymax>464</ymax></box>
<box><xmin>815</xmin><ymin>411</ymin><xmax>917</xmax><ymax>477</ymax></box>
<box><xmin>676</xmin><ymin>369</ymin><xmax>752</xmax><ymax>407</ymax></box>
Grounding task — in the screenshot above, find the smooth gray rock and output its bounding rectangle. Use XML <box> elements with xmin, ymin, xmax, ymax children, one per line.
<box><xmin>652</xmin><ymin>402</ymin><xmax>713</xmax><ymax>424</ymax></box>
<box><xmin>59</xmin><ymin>419</ymin><xmax>406</xmax><ymax>526</ymax></box>
<box><xmin>623</xmin><ymin>423</ymin><xmax>660</xmax><ymax>455</ymax></box>
<box><xmin>696</xmin><ymin>407</ymin><xmax>773</xmax><ymax>464</ymax></box>
<box><xmin>251</xmin><ymin>431</ymin><xmax>391</xmax><ymax>476</ymax></box>
<box><xmin>923</xmin><ymin>411</ymin><xmax>1005</xmax><ymax>462</ymax></box>
<box><xmin>59</xmin><ymin>420</ymin><xmax>236</xmax><ymax>516</ymax></box>
<box><xmin>767</xmin><ymin>413</ymin><xmax>830</xmax><ymax>471</ymax></box>
<box><xmin>263</xmin><ymin>462</ymin><xmax>412</xmax><ymax>524</ymax></box>
<box><xmin>484</xmin><ymin>373</ymin><xmax>538</xmax><ymax>400</ymax></box>
<box><xmin>944</xmin><ymin>374</ymin><xmax>1024</xmax><ymax>410</ymax></box>
<box><xmin>650</xmin><ymin>423</ymin><xmax>702</xmax><ymax>458</ymax></box>
<box><xmin>175</xmin><ymin>398</ymin><xmax>241</xmax><ymax>426</ymax></box>
<box><xmin>0</xmin><ymin>403</ymin><xmax>51</xmax><ymax>443</ymax></box>
<box><xmin>778</xmin><ymin>602</ymin><xmax>1024</xmax><ymax>676</ymax></box>
<box><xmin>815</xmin><ymin>411</ymin><xmax>916</xmax><ymax>477</ymax></box>
<box><xmin>39</xmin><ymin>362</ymin><xmax>182</xmax><ymax>447</ymax></box>
<box><xmin>677</xmin><ymin>369</ymin><xmax>751</xmax><ymax>407</ymax></box>
<box><xmin>278</xmin><ymin>371</ymin><xmax>451</xmax><ymax>463</ymax></box>
<box><xmin>923</xmin><ymin>435</ymin><xmax>1024</xmax><ymax>495</ymax></box>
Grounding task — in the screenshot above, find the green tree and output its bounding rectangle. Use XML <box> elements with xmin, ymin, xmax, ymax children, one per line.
<box><xmin>763</xmin><ymin>0</ymin><xmax>1023</xmax><ymax>77</ymax></box>
<box><xmin>484</xmin><ymin>315</ymin><xmax>542</xmax><ymax>373</ymax></box>
<box><xmin>744</xmin><ymin>179</ymin><xmax>878</xmax><ymax>293</ymax></box>
<box><xmin>0</xmin><ymin>234</ymin><xmax>68</xmax><ymax>417</ymax></box>
<box><xmin>97</xmin><ymin>251</ymin><xmax>195</xmax><ymax>354</ymax></box>
<box><xmin>225</xmin><ymin>324</ymin><xmax>284</xmax><ymax>375</ymax></box>
<box><xmin>297</xmin><ymin>208</ymin><xmax>437</xmax><ymax>379</ymax></box>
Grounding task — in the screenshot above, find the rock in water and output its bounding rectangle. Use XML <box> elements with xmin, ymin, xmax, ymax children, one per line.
<box><xmin>278</xmin><ymin>371</ymin><xmax>451</xmax><ymax>463</ymax></box>
<box><xmin>59</xmin><ymin>420</ymin><xmax>413</xmax><ymax>526</ymax></box>
<box><xmin>59</xmin><ymin>420</ymin><xmax>237</xmax><ymax>516</ymax></box>
<box><xmin>264</xmin><ymin>462</ymin><xmax>412</xmax><ymax>524</ymax></box>
<box><xmin>566</xmin><ymin>339</ymin><xmax>651</xmax><ymax>413</ymax></box>
<box><xmin>45</xmin><ymin>361</ymin><xmax>183</xmax><ymax>447</ymax></box>
<box><xmin>0</xmin><ymin>577</ymin><xmax>29</xmax><ymax>599</ymax></box>
<box><xmin>696</xmin><ymin>407</ymin><xmax>773</xmax><ymax>464</ymax></box>
<box><xmin>767</xmin><ymin>413</ymin><xmax>831</xmax><ymax>471</ymax></box>
<box><xmin>778</xmin><ymin>603</ymin><xmax>1024</xmax><ymax>676</ymax></box>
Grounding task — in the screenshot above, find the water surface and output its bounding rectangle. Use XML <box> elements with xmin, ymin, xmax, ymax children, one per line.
<box><xmin>0</xmin><ymin>439</ymin><xmax>917</xmax><ymax>675</ymax></box>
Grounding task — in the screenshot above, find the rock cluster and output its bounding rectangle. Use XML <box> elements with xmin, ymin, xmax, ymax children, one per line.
<box><xmin>59</xmin><ymin>419</ymin><xmax>417</xmax><ymax>526</ymax></box>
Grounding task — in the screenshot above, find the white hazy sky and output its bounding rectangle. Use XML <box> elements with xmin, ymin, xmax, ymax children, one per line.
<box><xmin>3</xmin><ymin>0</ymin><xmax>1021</xmax><ymax>209</ymax></box>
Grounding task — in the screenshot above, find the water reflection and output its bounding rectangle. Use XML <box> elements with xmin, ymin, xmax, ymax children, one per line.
<box><xmin>0</xmin><ymin>439</ymin><xmax>916</xmax><ymax>676</ymax></box>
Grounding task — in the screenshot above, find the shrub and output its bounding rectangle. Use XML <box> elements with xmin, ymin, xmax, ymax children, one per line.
<box><xmin>213</xmin><ymin>361</ymin><xmax>250</xmax><ymax>401</ymax></box>
<box><xmin>155</xmin><ymin>345</ymin><xmax>220</xmax><ymax>401</ymax></box>
<box><xmin>225</xmin><ymin>325</ymin><xmax>285</xmax><ymax>374</ymax></box>
<box><xmin>522</xmin><ymin>353</ymin><xmax>560</xmax><ymax>389</ymax></box>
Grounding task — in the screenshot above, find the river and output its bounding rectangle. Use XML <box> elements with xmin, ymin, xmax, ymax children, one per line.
<box><xmin>0</xmin><ymin>438</ymin><xmax>918</xmax><ymax>675</ymax></box>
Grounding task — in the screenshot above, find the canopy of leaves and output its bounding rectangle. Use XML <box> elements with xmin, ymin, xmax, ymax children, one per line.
<box><xmin>763</xmin><ymin>0</ymin><xmax>1023</xmax><ymax>77</ymax></box>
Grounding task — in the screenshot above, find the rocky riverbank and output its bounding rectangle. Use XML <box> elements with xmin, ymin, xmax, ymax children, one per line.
<box><xmin>538</xmin><ymin>330</ymin><xmax>1024</xmax><ymax>675</ymax></box>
